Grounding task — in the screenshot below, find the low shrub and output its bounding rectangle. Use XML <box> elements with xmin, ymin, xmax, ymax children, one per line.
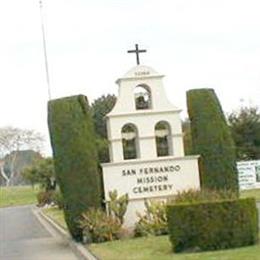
<box><xmin>37</xmin><ymin>189</ymin><xmax>64</xmax><ymax>208</ymax></box>
<box><xmin>134</xmin><ymin>200</ymin><xmax>168</xmax><ymax>237</ymax></box>
<box><xmin>79</xmin><ymin>208</ymin><xmax>122</xmax><ymax>243</ymax></box>
<box><xmin>79</xmin><ymin>191</ymin><xmax>129</xmax><ymax>243</ymax></box>
<box><xmin>37</xmin><ymin>190</ymin><xmax>55</xmax><ymax>206</ymax></box>
<box><xmin>52</xmin><ymin>190</ymin><xmax>64</xmax><ymax>209</ymax></box>
<box><xmin>108</xmin><ymin>190</ymin><xmax>128</xmax><ymax>225</ymax></box>
<box><xmin>167</xmin><ymin>198</ymin><xmax>258</xmax><ymax>253</ymax></box>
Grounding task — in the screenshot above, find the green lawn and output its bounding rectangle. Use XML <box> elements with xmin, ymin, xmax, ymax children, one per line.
<box><xmin>0</xmin><ymin>185</ymin><xmax>39</xmax><ymax>208</ymax></box>
<box><xmin>89</xmin><ymin>235</ymin><xmax>260</xmax><ymax>260</ymax></box>
<box><xmin>43</xmin><ymin>206</ymin><xmax>260</xmax><ymax>260</ymax></box>
<box><xmin>1</xmin><ymin>186</ymin><xmax>258</xmax><ymax>209</ymax></box>
<box><xmin>240</xmin><ymin>189</ymin><xmax>260</xmax><ymax>201</ymax></box>
<box><xmin>42</xmin><ymin>207</ymin><xmax>67</xmax><ymax>229</ymax></box>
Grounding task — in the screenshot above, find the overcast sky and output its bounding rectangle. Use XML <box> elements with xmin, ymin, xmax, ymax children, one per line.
<box><xmin>0</xmin><ymin>0</ymin><xmax>260</xmax><ymax>154</ymax></box>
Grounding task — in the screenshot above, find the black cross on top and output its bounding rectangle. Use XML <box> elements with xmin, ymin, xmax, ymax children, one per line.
<box><xmin>127</xmin><ymin>44</ymin><xmax>147</xmax><ymax>65</ymax></box>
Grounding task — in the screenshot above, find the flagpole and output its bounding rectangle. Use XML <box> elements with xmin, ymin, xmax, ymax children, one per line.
<box><xmin>39</xmin><ymin>0</ymin><xmax>51</xmax><ymax>100</ymax></box>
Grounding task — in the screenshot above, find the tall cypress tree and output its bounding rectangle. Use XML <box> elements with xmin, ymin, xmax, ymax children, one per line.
<box><xmin>48</xmin><ymin>95</ymin><xmax>102</xmax><ymax>241</ymax></box>
<box><xmin>186</xmin><ymin>89</ymin><xmax>238</xmax><ymax>193</ymax></box>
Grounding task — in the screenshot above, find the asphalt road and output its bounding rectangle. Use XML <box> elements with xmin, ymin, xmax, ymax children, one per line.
<box><xmin>0</xmin><ymin>205</ymin><xmax>79</xmax><ymax>260</ymax></box>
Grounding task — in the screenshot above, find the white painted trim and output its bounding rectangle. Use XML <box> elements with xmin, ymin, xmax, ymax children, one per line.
<box><xmin>103</xmin><ymin>194</ymin><xmax>178</xmax><ymax>203</ymax></box>
<box><xmin>108</xmin><ymin>133</ymin><xmax>184</xmax><ymax>143</ymax></box>
<box><xmin>116</xmin><ymin>75</ymin><xmax>165</xmax><ymax>84</ymax></box>
<box><xmin>107</xmin><ymin>109</ymin><xmax>182</xmax><ymax>118</ymax></box>
<box><xmin>101</xmin><ymin>155</ymin><xmax>200</xmax><ymax>167</ymax></box>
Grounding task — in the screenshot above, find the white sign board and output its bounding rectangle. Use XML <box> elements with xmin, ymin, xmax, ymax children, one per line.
<box><xmin>237</xmin><ymin>160</ymin><xmax>260</xmax><ymax>190</ymax></box>
<box><xmin>102</xmin><ymin>156</ymin><xmax>200</xmax><ymax>201</ymax></box>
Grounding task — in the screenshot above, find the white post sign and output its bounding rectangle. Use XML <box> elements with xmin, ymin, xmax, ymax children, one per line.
<box><xmin>237</xmin><ymin>160</ymin><xmax>260</xmax><ymax>190</ymax></box>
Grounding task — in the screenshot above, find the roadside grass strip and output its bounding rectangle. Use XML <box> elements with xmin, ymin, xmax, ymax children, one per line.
<box><xmin>43</xmin><ymin>206</ymin><xmax>260</xmax><ymax>260</ymax></box>
<box><xmin>0</xmin><ymin>186</ymin><xmax>38</xmax><ymax>208</ymax></box>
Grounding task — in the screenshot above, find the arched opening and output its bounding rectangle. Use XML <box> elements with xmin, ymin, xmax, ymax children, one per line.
<box><xmin>122</xmin><ymin>124</ymin><xmax>139</xmax><ymax>160</ymax></box>
<box><xmin>155</xmin><ymin>121</ymin><xmax>172</xmax><ymax>157</ymax></box>
<box><xmin>134</xmin><ymin>85</ymin><xmax>152</xmax><ymax>110</ymax></box>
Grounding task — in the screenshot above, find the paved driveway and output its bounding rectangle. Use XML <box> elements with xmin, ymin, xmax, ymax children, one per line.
<box><xmin>0</xmin><ymin>205</ymin><xmax>78</xmax><ymax>260</ymax></box>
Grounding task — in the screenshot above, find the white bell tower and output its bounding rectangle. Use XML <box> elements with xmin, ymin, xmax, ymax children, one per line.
<box><xmin>102</xmin><ymin>46</ymin><xmax>200</xmax><ymax>228</ymax></box>
<box><xmin>107</xmin><ymin>65</ymin><xmax>184</xmax><ymax>163</ymax></box>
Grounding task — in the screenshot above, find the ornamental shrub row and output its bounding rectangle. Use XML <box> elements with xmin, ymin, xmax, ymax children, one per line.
<box><xmin>48</xmin><ymin>95</ymin><xmax>102</xmax><ymax>241</ymax></box>
<box><xmin>170</xmin><ymin>188</ymin><xmax>237</xmax><ymax>204</ymax></box>
<box><xmin>134</xmin><ymin>189</ymin><xmax>238</xmax><ymax>238</ymax></box>
<box><xmin>167</xmin><ymin>198</ymin><xmax>258</xmax><ymax>253</ymax></box>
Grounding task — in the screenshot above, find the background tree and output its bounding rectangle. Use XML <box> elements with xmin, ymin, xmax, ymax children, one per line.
<box><xmin>228</xmin><ymin>106</ymin><xmax>260</xmax><ymax>160</ymax></box>
<box><xmin>91</xmin><ymin>94</ymin><xmax>116</xmax><ymax>138</ymax></box>
<box><xmin>90</xmin><ymin>94</ymin><xmax>116</xmax><ymax>163</ymax></box>
<box><xmin>182</xmin><ymin>119</ymin><xmax>193</xmax><ymax>155</ymax></box>
<box><xmin>187</xmin><ymin>88</ymin><xmax>238</xmax><ymax>193</ymax></box>
<box><xmin>22</xmin><ymin>157</ymin><xmax>55</xmax><ymax>190</ymax></box>
<box><xmin>1</xmin><ymin>150</ymin><xmax>41</xmax><ymax>186</ymax></box>
<box><xmin>0</xmin><ymin>127</ymin><xmax>44</xmax><ymax>186</ymax></box>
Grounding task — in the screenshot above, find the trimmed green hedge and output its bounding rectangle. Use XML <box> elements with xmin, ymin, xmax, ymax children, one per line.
<box><xmin>48</xmin><ymin>95</ymin><xmax>102</xmax><ymax>241</ymax></box>
<box><xmin>167</xmin><ymin>198</ymin><xmax>258</xmax><ymax>253</ymax></box>
<box><xmin>186</xmin><ymin>88</ymin><xmax>238</xmax><ymax>192</ymax></box>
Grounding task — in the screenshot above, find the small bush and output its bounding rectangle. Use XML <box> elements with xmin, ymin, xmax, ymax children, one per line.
<box><xmin>135</xmin><ymin>200</ymin><xmax>168</xmax><ymax>237</ymax></box>
<box><xmin>79</xmin><ymin>191</ymin><xmax>129</xmax><ymax>243</ymax></box>
<box><xmin>37</xmin><ymin>190</ymin><xmax>55</xmax><ymax>206</ymax></box>
<box><xmin>52</xmin><ymin>190</ymin><xmax>64</xmax><ymax>209</ymax></box>
<box><xmin>167</xmin><ymin>198</ymin><xmax>258</xmax><ymax>253</ymax></box>
<box><xmin>79</xmin><ymin>208</ymin><xmax>122</xmax><ymax>243</ymax></box>
<box><xmin>108</xmin><ymin>190</ymin><xmax>129</xmax><ymax>225</ymax></box>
